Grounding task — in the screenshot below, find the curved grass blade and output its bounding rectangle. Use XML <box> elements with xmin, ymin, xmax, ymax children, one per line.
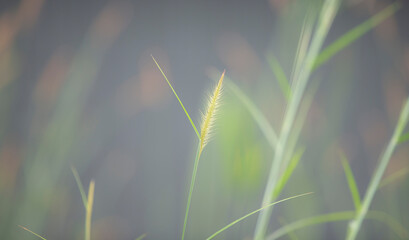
<box><xmin>272</xmin><ymin>147</ymin><xmax>304</xmax><ymax>199</ymax></box>
<box><xmin>267</xmin><ymin>54</ymin><xmax>291</xmax><ymax>100</ymax></box>
<box><xmin>206</xmin><ymin>192</ymin><xmax>313</xmax><ymax>240</ymax></box>
<box><xmin>85</xmin><ymin>180</ymin><xmax>95</xmax><ymax>240</ymax></box>
<box><xmin>151</xmin><ymin>55</ymin><xmax>200</xmax><ymax>139</ymax></box>
<box><xmin>71</xmin><ymin>165</ymin><xmax>87</xmax><ymax>208</ymax></box>
<box><xmin>313</xmin><ymin>2</ymin><xmax>401</xmax><ymax>70</ymax></box>
<box><xmin>340</xmin><ymin>154</ymin><xmax>361</xmax><ymax>211</ymax></box>
<box><xmin>135</xmin><ymin>233</ymin><xmax>147</xmax><ymax>240</ymax></box>
<box><xmin>346</xmin><ymin>97</ymin><xmax>409</xmax><ymax>240</ymax></box>
<box><xmin>398</xmin><ymin>131</ymin><xmax>409</xmax><ymax>144</ymax></box>
<box><xmin>379</xmin><ymin>167</ymin><xmax>409</xmax><ymax>188</ymax></box>
<box><xmin>226</xmin><ymin>79</ymin><xmax>278</xmax><ymax>149</ymax></box>
<box><xmin>267</xmin><ymin>211</ymin><xmax>408</xmax><ymax>240</ymax></box>
<box><xmin>18</xmin><ymin>225</ymin><xmax>47</xmax><ymax>240</ymax></box>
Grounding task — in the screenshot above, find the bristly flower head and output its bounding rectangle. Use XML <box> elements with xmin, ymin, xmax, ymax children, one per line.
<box><xmin>199</xmin><ymin>70</ymin><xmax>225</xmax><ymax>153</ymax></box>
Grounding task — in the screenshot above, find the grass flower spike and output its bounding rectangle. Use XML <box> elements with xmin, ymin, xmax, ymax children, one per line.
<box><xmin>200</xmin><ymin>70</ymin><xmax>224</xmax><ymax>153</ymax></box>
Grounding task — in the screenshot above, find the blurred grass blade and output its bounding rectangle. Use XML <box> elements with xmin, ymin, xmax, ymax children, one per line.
<box><xmin>398</xmin><ymin>131</ymin><xmax>409</xmax><ymax>144</ymax></box>
<box><xmin>273</xmin><ymin>147</ymin><xmax>305</xmax><ymax>198</ymax></box>
<box><xmin>379</xmin><ymin>167</ymin><xmax>409</xmax><ymax>188</ymax></box>
<box><xmin>254</xmin><ymin>1</ymin><xmax>340</xmax><ymax>238</ymax></box>
<box><xmin>340</xmin><ymin>154</ymin><xmax>361</xmax><ymax>211</ymax></box>
<box><xmin>267</xmin><ymin>54</ymin><xmax>291</xmax><ymax>100</ymax></box>
<box><xmin>206</xmin><ymin>192</ymin><xmax>313</xmax><ymax>240</ymax></box>
<box><xmin>267</xmin><ymin>211</ymin><xmax>408</xmax><ymax>240</ymax></box>
<box><xmin>71</xmin><ymin>165</ymin><xmax>87</xmax><ymax>208</ymax></box>
<box><xmin>85</xmin><ymin>180</ymin><xmax>95</xmax><ymax>240</ymax></box>
<box><xmin>347</xmin><ymin>97</ymin><xmax>409</xmax><ymax>240</ymax></box>
<box><xmin>135</xmin><ymin>233</ymin><xmax>147</xmax><ymax>240</ymax></box>
<box><xmin>151</xmin><ymin>55</ymin><xmax>200</xmax><ymax>139</ymax></box>
<box><xmin>226</xmin><ymin>79</ymin><xmax>278</xmax><ymax>149</ymax></box>
<box><xmin>278</xmin><ymin>218</ymin><xmax>299</xmax><ymax>240</ymax></box>
<box><xmin>18</xmin><ymin>225</ymin><xmax>47</xmax><ymax>240</ymax></box>
<box><xmin>314</xmin><ymin>2</ymin><xmax>401</xmax><ymax>69</ymax></box>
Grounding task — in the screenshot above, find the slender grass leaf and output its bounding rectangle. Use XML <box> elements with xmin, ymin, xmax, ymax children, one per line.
<box><xmin>314</xmin><ymin>2</ymin><xmax>401</xmax><ymax>70</ymax></box>
<box><xmin>226</xmin><ymin>79</ymin><xmax>278</xmax><ymax>149</ymax></box>
<box><xmin>398</xmin><ymin>131</ymin><xmax>409</xmax><ymax>144</ymax></box>
<box><xmin>267</xmin><ymin>54</ymin><xmax>291</xmax><ymax>100</ymax></box>
<box><xmin>71</xmin><ymin>165</ymin><xmax>87</xmax><ymax>209</ymax></box>
<box><xmin>379</xmin><ymin>167</ymin><xmax>409</xmax><ymax>188</ymax></box>
<box><xmin>273</xmin><ymin>147</ymin><xmax>305</xmax><ymax>198</ymax></box>
<box><xmin>18</xmin><ymin>225</ymin><xmax>47</xmax><ymax>240</ymax></box>
<box><xmin>347</xmin><ymin>97</ymin><xmax>409</xmax><ymax>240</ymax></box>
<box><xmin>267</xmin><ymin>211</ymin><xmax>408</xmax><ymax>240</ymax></box>
<box><xmin>135</xmin><ymin>233</ymin><xmax>147</xmax><ymax>240</ymax></box>
<box><xmin>151</xmin><ymin>55</ymin><xmax>200</xmax><ymax>139</ymax></box>
<box><xmin>340</xmin><ymin>154</ymin><xmax>361</xmax><ymax>211</ymax></box>
<box><xmin>206</xmin><ymin>192</ymin><xmax>313</xmax><ymax>240</ymax></box>
<box><xmin>85</xmin><ymin>180</ymin><xmax>95</xmax><ymax>240</ymax></box>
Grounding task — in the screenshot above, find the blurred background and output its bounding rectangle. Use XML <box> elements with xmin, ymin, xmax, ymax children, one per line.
<box><xmin>0</xmin><ymin>0</ymin><xmax>408</xmax><ymax>239</ymax></box>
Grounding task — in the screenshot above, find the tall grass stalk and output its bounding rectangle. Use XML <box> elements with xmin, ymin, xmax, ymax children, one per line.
<box><xmin>152</xmin><ymin>58</ymin><xmax>224</xmax><ymax>240</ymax></box>
<box><xmin>253</xmin><ymin>1</ymin><xmax>340</xmax><ymax>239</ymax></box>
<box><xmin>346</xmin><ymin>98</ymin><xmax>409</xmax><ymax>240</ymax></box>
<box><xmin>85</xmin><ymin>180</ymin><xmax>95</xmax><ymax>240</ymax></box>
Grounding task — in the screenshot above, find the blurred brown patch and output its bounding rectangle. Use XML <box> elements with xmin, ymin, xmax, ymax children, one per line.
<box><xmin>115</xmin><ymin>50</ymin><xmax>170</xmax><ymax>116</ymax></box>
<box><xmin>89</xmin><ymin>2</ymin><xmax>133</xmax><ymax>48</ymax></box>
<box><xmin>268</xmin><ymin>0</ymin><xmax>290</xmax><ymax>13</ymax></box>
<box><xmin>92</xmin><ymin>216</ymin><xmax>130</xmax><ymax>240</ymax></box>
<box><xmin>358</xmin><ymin>108</ymin><xmax>388</xmax><ymax>158</ymax></box>
<box><xmin>217</xmin><ymin>33</ymin><xmax>261</xmax><ymax>82</ymax></box>
<box><xmin>34</xmin><ymin>48</ymin><xmax>71</xmax><ymax>105</ymax></box>
<box><xmin>0</xmin><ymin>142</ymin><xmax>21</xmax><ymax>193</ymax></box>
<box><xmin>382</xmin><ymin>73</ymin><xmax>407</xmax><ymax>123</ymax></box>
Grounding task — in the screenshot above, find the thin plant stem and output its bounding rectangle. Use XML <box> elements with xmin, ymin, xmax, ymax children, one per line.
<box><xmin>181</xmin><ymin>145</ymin><xmax>201</xmax><ymax>240</ymax></box>
<box><xmin>346</xmin><ymin>98</ymin><xmax>409</xmax><ymax>240</ymax></box>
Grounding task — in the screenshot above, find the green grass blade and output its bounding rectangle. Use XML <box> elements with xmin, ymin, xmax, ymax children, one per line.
<box><xmin>135</xmin><ymin>233</ymin><xmax>147</xmax><ymax>240</ymax></box>
<box><xmin>206</xmin><ymin>192</ymin><xmax>313</xmax><ymax>240</ymax></box>
<box><xmin>347</xmin><ymin>97</ymin><xmax>409</xmax><ymax>240</ymax></box>
<box><xmin>273</xmin><ymin>147</ymin><xmax>304</xmax><ymax>198</ymax></box>
<box><xmin>398</xmin><ymin>131</ymin><xmax>409</xmax><ymax>144</ymax></box>
<box><xmin>151</xmin><ymin>55</ymin><xmax>200</xmax><ymax>139</ymax></box>
<box><xmin>254</xmin><ymin>1</ymin><xmax>340</xmax><ymax>239</ymax></box>
<box><xmin>181</xmin><ymin>145</ymin><xmax>201</xmax><ymax>240</ymax></box>
<box><xmin>267</xmin><ymin>211</ymin><xmax>408</xmax><ymax>240</ymax></box>
<box><xmin>379</xmin><ymin>167</ymin><xmax>409</xmax><ymax>188</ymax></box>
<box><xmin>226</xmin><ymin>79</ymin><xmax>278</xmax><ymax>149</ymax></box>
<box><xmin>85</xmin><ymin>180</ymin><xmax>95</xmax><ymax>240</ymax></box>
<box><xmin>314</xmin><ymin>2</ymin><xmax>401</xmax><ymax>70</ymax></box>
<box><xmin>18</xmin><ymin>225</ymin><xmax>47</xmax><ymax>240</ymax></box>
<box><xmin>267</xmin><ymin>54</ymin><xmax>291</xmax><ymax>100</ymax></box>
<box><xmin>278</xmin><ymin>218</ymin><xmax>299</xmax><ymax>240</ymax></box>
<box><xmin>71</xmin><ymin>165</ymin><xmax>87</xmax><ymax>209</ymax></box>
<box><xmin>340</xmin><ymin>154</ymin><xmax>361</xmax><ymax>211</ymax></box>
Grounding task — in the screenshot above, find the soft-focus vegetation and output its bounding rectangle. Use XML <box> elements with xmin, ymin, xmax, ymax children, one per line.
<box><xmin>1</xmin><ymin>0</ymin><xmax>408</xmax><ymax>239</ymax></box>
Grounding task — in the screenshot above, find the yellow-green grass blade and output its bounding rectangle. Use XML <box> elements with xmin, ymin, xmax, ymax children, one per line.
<box><xmin>379</xmin><ymin>167</ymin><xmax>409</xmax><ymax>188</ymax></box>
<box><xmin>340</xmin><ymin>154</ymin><xmax>361</xmax><ymax>211</ymax></box>
<box><xmin>18</xmin><ymin>225</ymin><xmax>47</xmax><ymax>240</ymax></box>
<box><xmin>151</xmin><ymin>55</ymin><xmax>200</xmax><ymax>139</ymax></box>
<box><xmin>226</xmin><ymin>79</ymin><xmax>278</xmax><ymax>149</ymax></box>
<box><xmin>85</xmin><ymin>180</ymin><xmax>95</xmax><ymax>240</ymax></box>
<box><xmin>346</xmin><ymin>97</ymin><xmax>409</xmax><ymax>240</ymax></box>
<box><xmin>398</xmin><ymin>131</ymin><xmax>409</xmax><ymax>144</ymax></box>
<box><xmin>267</xmin><ymin>211</ymin><xmax>408</xmax><ymax>240</ymax></box>
<box><xmin>206</xmin><ymin>192</ymin><xmax>313</xmax><ymax>240</ymax></box>
<box><xmin>313</xmin><ymin>2</ymin><xmax>401</xmax><ymax>70</ymax></box>
<box><xmin>135</xmin><ymin>233</ymin><xmax>147</xmax><ymax>240</ymax></box>
<box><xmin>71</xmin><ymin>165</ymin><xmax>87</xmax><ymax>208</ymax></box>
<box><xmin>267</xmin><ymin>54</ymin><xmax>291</xmax><ymax>100</ymax></box>
<box><xmin>272</xmin><ymin>147</ymin><xmax>304</xmax><ymax>199</ymax></box>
